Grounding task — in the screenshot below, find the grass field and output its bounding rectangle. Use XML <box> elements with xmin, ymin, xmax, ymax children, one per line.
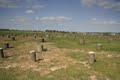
<box><xmin>0</xmin><ymin>30</ymin><xmax>120</xmax><ymax>80</ymax></box>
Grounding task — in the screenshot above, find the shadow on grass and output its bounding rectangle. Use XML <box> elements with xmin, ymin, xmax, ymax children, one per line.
<box><xmin>3</xmin><ymin>55</ymin><xmax>12</xmax><ymax>58</ymax></box>
<box><xmin>36</xmin><ymin>58</ymin><xmax>44</xmax><ymax>62</ymax></box>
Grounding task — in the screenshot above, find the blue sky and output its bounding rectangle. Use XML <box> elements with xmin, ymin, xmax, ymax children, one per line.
<box><xmin>0</xmin><ymin>0</ymin><xmax>120</xmax><ymax>32</ymax></box>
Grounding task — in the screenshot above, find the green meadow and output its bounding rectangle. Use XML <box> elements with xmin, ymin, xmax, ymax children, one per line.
<box><xmin>0</xmin><ymin>30</ymin><xmax>120</xmax><ymax>80</ymax></box>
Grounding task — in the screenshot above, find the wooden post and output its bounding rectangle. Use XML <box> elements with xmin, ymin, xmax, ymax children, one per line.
<box><xmin>0</xmin><ymin>48</ymin><xmax>4</xmax><ymax>58</ymax></box>
<box><xmin>4</xmin><ymin>43</ymin><xmax>9</xmax><ymax>48</ymax></box>
<box><xmin>88</xmin><ymin>52</ymin><xmax>96</xmax><ymax>64</ymax></box>
<box><xmin>30</xmin><ymin>50</ymin><xmax>36</xmax><ymax>62</ymax></box>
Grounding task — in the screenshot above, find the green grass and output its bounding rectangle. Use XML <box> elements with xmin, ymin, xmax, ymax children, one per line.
<box><xmin>0</xmin><ymin>68</ymin><xmax>42</xmax><ymax>80</ymax></box>
<box><xmin>52</xmin><ymin>36</ymin><xmax>120</xmax><ymax>52</ymax></box>
<box><xmin>0</xmin><ymin>66</ymin><xmax>89</xmax><ymax>80</ymax></box>
<box><xmin>0</xmin><ymin>68</ymin><xmax>19</xmax><ymax>80</ymax></box>
<box><xmin>102</xmin><ymin>42</ymin><xmax>120</xmax><ymax>52</ymax></box>
<box><xmin>40</xmin><ymin>66</ymin><xmax>89</xmax><ymax>80</ymax></box>
<box><xmin>91</xmin><ymin>57</ymin><xmax>120</xmax><ymax>80</ymax></box>
<box><xmin>67</xmin><ymin>52</ymin><xmax>87</xmax><ymax>61</ymax></box>
<box><xmin>0</xmin><ymin>30</ymin><xmax>120</xmax><ymax>80</ymax></box>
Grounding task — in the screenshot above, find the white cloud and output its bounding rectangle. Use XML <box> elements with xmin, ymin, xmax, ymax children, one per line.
<box><xmin>35</xmin><ymin>17</ymin><xmax>39</xmax><ymax>20</ymax></box>
<box><xmin>10</xmin><ymin>19</ymin><xmax>15</xmax><ymax>21</ymax></box>
<box><xmin>81</xmin><ymin>0</ymin><xmax>120</xmax><ymax>11</ymax></box>
<box><xmin>15</xmin><ymin>16</ymin><xmax>26</xmax><ymax>22</ymax></box>
<box><xmin>39</xmin><ymin>16</ymin><xmax>72</xmax><ymax>22</ymax></box>
<box><xmin>91</xmin><ymin>18</ymin><xmax>97</xmax><ymax>21</ymax></box>
<box><xmin>0</xmin><ymin>0</ymin><xmax>46</xmax><ymax>9</ymax></box>
<box><xmin>0</xmin><ymin>0</ymin><xmax>21</xmax><ymax>8</ymax></box>
<box><xmin>98</xmin><ymin>0</ymin><xmax>114</xmax><ymax>9</ymax></box>
<box><xmin>10</xmin><ymin>16</ymin><xmax>29</xmax><ymax>22</ymax></box>
<box><xmin>25</xmin><ymin>10</ymin><xmax>34</xmax><ymax>13</ymax></box>
<box><xmin>81</xmin><ymin>0</ymin><xmax>96</xmax><ymax>7</ymax></box>
<box><xmin>91</xmin><ymin>20</ymin><xmax>120</xmax><ymax>25</ymax></box>
<box><xmin>90</xmin><ymin>17</ymin><xmax>120</xmax><ymax>25</ymax></box>
<box><xmin>32</xmin><ymin>4</ymin><xmax>46</xmax><ymax>9</ymax></box>
<box><xmin>9</xmin><ymin>16</ymin><xmax>33</xmax><ymax>27</ymax></box>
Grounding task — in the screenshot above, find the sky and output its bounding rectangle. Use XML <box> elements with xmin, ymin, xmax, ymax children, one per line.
<box><xmin>0</xmin><ymin>0</ymin><xmax>120</xmax><ymax>32</ymax></box>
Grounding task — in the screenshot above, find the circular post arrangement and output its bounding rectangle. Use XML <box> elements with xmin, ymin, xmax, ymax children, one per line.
<box><xmin>30</xmin><ymin>50</ymin><xmax>36</xmax><ymax>62</ymax></box>
<box><xmin>0</xmin><ymin>48</ymin><xmax>4</xmax><ymax>58</ymax></box>
<box><xmin>88</xmin><ymin>51</ymin><xmax>96</xmax><ymax>64</ymax></box>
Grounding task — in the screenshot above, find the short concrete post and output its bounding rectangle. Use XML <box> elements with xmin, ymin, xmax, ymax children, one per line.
<box><xmin>37</xmin><ymin>45</ymin><xmax>40</xmax><ymax>52</ymax></box>
<box><xmin>26</xmin><ymin>34</ymin><xmax>28</xmax><ymax>37</ymax></box>
<box><xmin>88</xmin><ymin>52</ymin><xmax>96</xmax><ymax>64</ymax></box>
<box><xmin>34</xmin><ymin>36</ymin><xmax>37</xmax><ymax>39</ymax></box>
<box><xmin>40</xmin><ymin>45</ymin><xmax>43</xmax><ymax>51</ymax></box>
<box><xmin>23</xmin><ymin>35</ymin><xmax>25</xmax><ymax>38</ymax></box>
<box><xmin>12</xmin><ymin>36</ymin><xmax>16</xmax><ymax>41</ymax></box>
<box><xmin>96</xmin><ymin>43</ymin><xmax>102</xmax><ymax>50</ymax></box>
<box><xmin>41</xmin><ymin>38</ymin><xmax>44</xmax><ymax>42</ymax></box>
<box><xmin>2</xmin><ymin>34</ymin><xmax>5</xmax><ymax>37</ymax></box>
<box><xmin>37</xmin><ymin>44</ymin><xmax>43</xmax><ymax>52</ymax></box>
<box><xmin>0</xmin><ymin>48</ymin><xmax>4</xmax><ymax>58</ymax></box>
<box><xmin>7</xmin><ymin>35</ymin><xmax>10</xmax><ymax>38</ymax></box>
<box><xmin>4</xmin><ymin>43</ymin><xmax>9</xmax><ymax>48</ymax></box>
<box><xmin>49</xmin><ymin>36</ymin><xmax>53</xmax><ymax>40</ymax></box>
<box><xmin>80</xmin><ymin>39</ymin><xmax>85</xmax><ymax>44</ymax></box>
<box><xmin>30</xmin><ymin>50</ymin><xmax>36</xmax><ymax>62</ymax></box>
<box><xmin>108</xmin><ymin>38</ymin><xmax>112</xmax><ymax>43</ymax></box>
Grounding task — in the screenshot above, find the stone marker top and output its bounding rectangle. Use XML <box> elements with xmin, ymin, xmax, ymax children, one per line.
<box><xmin>88</xmin><ymin>51</ymin><xmax>95</xmax><ymax>54</ymax></box>
<box><xmin>96</xmin><ymin>43</ymin><xmax>102</xmax><ymax>45</ymax></box>
<box><xmin>0</xmin><ymin>48</ymin><xmax>3</xmax><ymax>50</ymax></box>
<box><xmin>30</xmin><ymin>50</ymin><xmax>36</xmax><ymax>54</ymax></box>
